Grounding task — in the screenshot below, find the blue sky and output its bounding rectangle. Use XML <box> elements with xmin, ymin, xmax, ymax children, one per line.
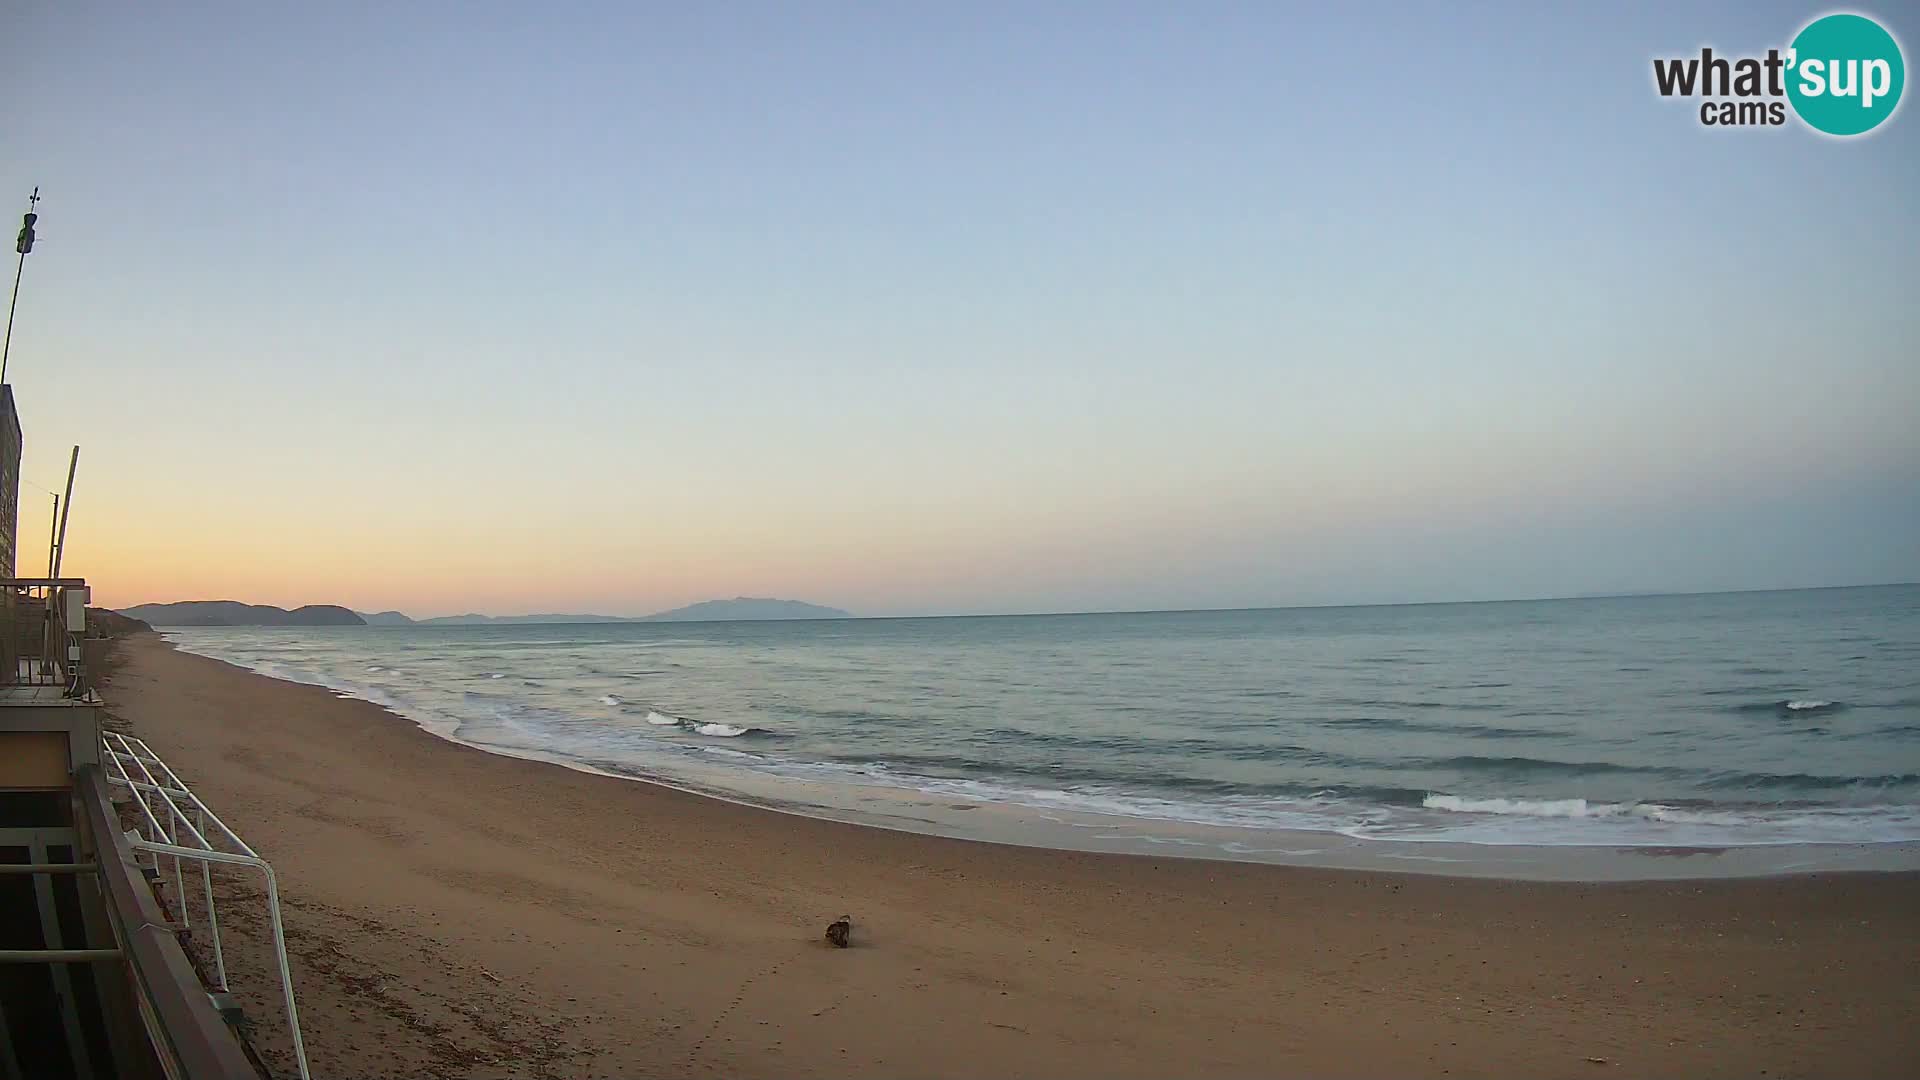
<box><xmin>2</xmin><ymin>2</ymin><xmax>1915</xmax><ymax>616</ymax></box>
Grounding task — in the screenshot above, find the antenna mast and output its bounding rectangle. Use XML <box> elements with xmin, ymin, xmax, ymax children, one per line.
<box><xmin>2</xmin><ymin>187</ymin><xmax>41</xmax><ymax>387</ymax></box>
<box><xmin>46</xmin><ymin>493</ymin><xmax>58</xmax><ymax>576</ymax></box>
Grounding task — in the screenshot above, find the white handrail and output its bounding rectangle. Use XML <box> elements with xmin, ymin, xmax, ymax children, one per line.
<box><xmin>110</xmin><ymin>744</ymin><xmax>259</xmax><ymax>857</ymax></box>
<box><xmin>102</xmin><ymin>732</ymin><xmax>310</xmax><ymax>1080</ymax></box>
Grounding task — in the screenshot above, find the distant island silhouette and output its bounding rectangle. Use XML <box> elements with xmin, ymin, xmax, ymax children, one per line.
<box><xmin>116</xmin><ymin>597</ymin><xmax>851</xmax><ymax>627</ymax></box>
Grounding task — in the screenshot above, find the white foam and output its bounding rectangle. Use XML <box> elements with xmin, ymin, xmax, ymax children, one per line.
<box><xmin>645</xmin><ymin>710</ymin><xmax>682</xmax><ymax>726</ymax></box>
<box><xmin>1427</xmin><ymin>795</ymin><xmax>1612</xmax><ymax>819</ymax></box>
<box><xmin>599</xmin><ymin>694</ymin><xmax>622</xmax><ymax>707</ymax></box>
<box><xmin>699</xmin><ymin>743</ymin><xmax>756</xmax><ymax>758</ymax></box>
<box><xmin>1421</xmin><ymin>794</ymin><xmax>1746</xmax><ymax>825</ymax></box>
<box><xmin>1786</xmin><ymin>699</ymin><xmax>1834</xmax><ymax>711</ymax></box>
<box><xmin>693</xmin><ymin>722</ymin><xmax>750</xmax><ymax>738</ymax></box>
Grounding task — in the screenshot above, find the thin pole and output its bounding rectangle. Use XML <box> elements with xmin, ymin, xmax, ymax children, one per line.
<box><xmin>0</xmin><ymin>250</ymin><xmax>24</xmax><ymax>387</ymax></box>
<box><xmin>52</xmin><ymin>446</ymin><xmax>77</xmax><ymax>578</ymax></box>
<box><xmin>46</xmin><ymin>494</ymin><xmax>58</xmax><ymax>576</ymax></box>
<box><xmin>1</xmin><ymin>187</ymin><xmax>39</xmax><ymax>388</ymax></box>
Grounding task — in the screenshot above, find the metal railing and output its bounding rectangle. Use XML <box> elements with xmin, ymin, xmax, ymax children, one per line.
<box><xmin>0</xmin><ymin>576</ymin><xmax>90</xmax><ymax>695</ymax></box>
<box><xmin>102</xmin><ymin>731</ymin><xmax>311</xmax><ymax>1080</ymax></box>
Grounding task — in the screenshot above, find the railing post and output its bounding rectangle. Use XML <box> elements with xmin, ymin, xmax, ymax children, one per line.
<box><xmin>168</xmin><ymin>801</ymin><xmax>187</xmax><ymax>929</ymax></box>
<box><xmin>258</xmin><ymin>860</ymin><xmax>310</xmax><ymax>1080</ymax></box>
<box><xmin>197</xmin><ymin>805</ymin><xmax>226</xmax><ymax>990</ymax></box>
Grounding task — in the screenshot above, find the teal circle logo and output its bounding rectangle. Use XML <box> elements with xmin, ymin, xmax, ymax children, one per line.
<box><xmin>1786</xmin><ymin>13</ymin><xmax>1905</xmax><ymax>136</ymax></box>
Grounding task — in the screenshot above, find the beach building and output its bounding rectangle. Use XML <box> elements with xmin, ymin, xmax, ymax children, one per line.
<box><xmin>1</xmin><ymin>189</ymin><xmax>302</xmax><ymax>1077</ymax></box>
<box><xmin>0</xmin><ymin>385</ymin><xmax>18</xmax><ymax>577</ymax></box>
<box><xmin>0</xmin><ymin>380</ymin><xmax>299</xmax><ymax>1077</ymax></box>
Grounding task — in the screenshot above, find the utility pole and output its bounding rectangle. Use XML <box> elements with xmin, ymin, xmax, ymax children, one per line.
<box><xmin>2</xmin><ymin>187</ymin><xmax>41</xmax><ymax>387</ymax></box>
<box><xmin>46</xmin><ymin>493</ymin><xmax>58</xmax><ymax>577</ymax></box>
<box><xmin>52</xmin><ymin>446</ymin><xmax>77</xmax><ymax>579</ymax></box>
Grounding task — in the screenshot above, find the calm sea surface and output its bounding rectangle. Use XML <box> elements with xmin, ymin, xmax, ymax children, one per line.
<box><xmin>164</xmin><ymin>586</ymin><xmax>1920</xmax><ymax>849</ymax></box>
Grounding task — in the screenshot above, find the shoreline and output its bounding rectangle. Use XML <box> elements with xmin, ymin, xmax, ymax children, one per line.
<box><xmin>164</xmin><ymin>631</ymin><xmax>1920</xmax><ymax>882</ymax></box>
<box><xmin>102</xmin><ymin>631</ymin><xmax>1920</xmax><ymax>1078</ymax></box>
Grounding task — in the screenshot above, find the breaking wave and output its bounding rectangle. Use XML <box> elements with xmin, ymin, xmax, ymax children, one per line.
<box><xmin>1730</xmin><ymin>699</ymin><xmax>1848</xmax><ymax>716</ymax></box>
<box><xmin>1423</xmin><ymin>795</ymin><xmax>1732</xmax><ymax>823</ymax></box>
<box><xmin>641</xmin><ymin>709</ymin><xmax>763</xmax><ymax>739</ymax></box>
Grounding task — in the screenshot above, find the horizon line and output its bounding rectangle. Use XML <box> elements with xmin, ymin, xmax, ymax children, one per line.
<box><xmin>118</xmin><ymin>580</ymin><xmax>1919</xmax><ymax>626</ymax></box>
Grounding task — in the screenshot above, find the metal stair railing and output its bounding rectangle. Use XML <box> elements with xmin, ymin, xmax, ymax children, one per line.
<box><xmin>101</xmin><ymin>731</ymin><xmax>311</xmax><ymax>1080</ymax></box>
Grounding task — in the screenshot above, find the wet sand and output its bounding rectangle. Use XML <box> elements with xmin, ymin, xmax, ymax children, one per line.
<box><xmin>101</xmin><ymin>633</ymin><xmax>1920</xmax><ymax>1079</ymax></box>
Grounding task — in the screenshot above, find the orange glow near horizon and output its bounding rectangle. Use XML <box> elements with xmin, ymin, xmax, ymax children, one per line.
<box><xmin>18</xmin><ymin>390</ymin><xmax>1912</xmax><ymax>619</ymax></box>
<box><xmin>1</xmin><ymin>5</ymin><xmax>1914</xmax><ymax>621</ymax></box>
<box><xmin>38</xmin><ymin>426</ymin><xmax>1912</xmax><ymax>620</ymax></box>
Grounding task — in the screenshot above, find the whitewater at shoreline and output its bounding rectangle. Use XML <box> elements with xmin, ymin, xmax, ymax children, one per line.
<box><xmin>161</xmin><ymin>628</ymin><xmax>1920</xmax><ymax>878</ymax></box>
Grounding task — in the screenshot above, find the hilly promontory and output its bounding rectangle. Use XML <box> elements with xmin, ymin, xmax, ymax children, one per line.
<box><xmin>117</xmin><ymin>597</ymin><xmax>850</xmax><ymax>626</ymax></box>
<box><xmin>117</xmin><ymin>601</ymin><xmax>366</xmax><ymax>627</ymax></box>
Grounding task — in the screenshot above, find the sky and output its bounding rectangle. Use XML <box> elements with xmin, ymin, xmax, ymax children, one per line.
<box><xmin>1</xmin><ymin>2</ymin><xmax>1915</xmax><ymax>618</ymax></box>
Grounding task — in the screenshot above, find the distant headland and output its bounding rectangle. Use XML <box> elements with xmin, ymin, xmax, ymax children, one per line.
<box><xmin>114</xmin><ymin>601</ymin><xmax>366</xmax><ymax>627</ymax></box>
<box><xmin>116</xmin><ymin>597</ymin><xmax>852</xmax><ymax>627</ymax></box>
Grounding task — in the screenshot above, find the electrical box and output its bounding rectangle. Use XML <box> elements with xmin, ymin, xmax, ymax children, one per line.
<box><xmin>63</xmin><ymin>585</ymin><xmax>90</xmax><ymax>629</ymax></box>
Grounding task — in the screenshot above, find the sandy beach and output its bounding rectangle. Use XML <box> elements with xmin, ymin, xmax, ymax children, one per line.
<box><xmin>98</xmin><ymin>632</ymin><xmax>1920</xmax><ymax>1079</ymax></box>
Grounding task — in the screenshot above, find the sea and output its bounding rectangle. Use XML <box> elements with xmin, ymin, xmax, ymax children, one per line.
<box><xmin>163</xmin><ymin>585</ymin><xmax>1920</xmax><ymax>874</ymax></box>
